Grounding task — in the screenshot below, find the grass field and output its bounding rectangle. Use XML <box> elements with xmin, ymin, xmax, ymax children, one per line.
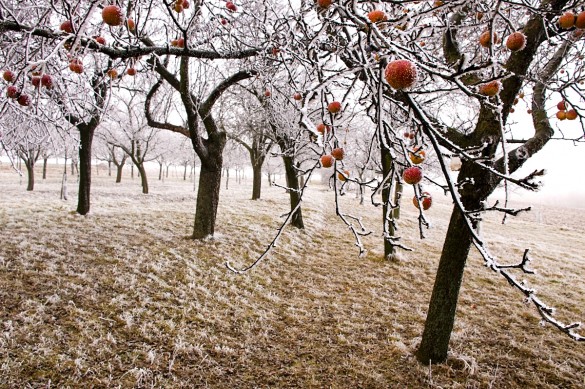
<box><xmin>0</xmin><ymin>164</ymin><xmax>584</xmax><ymax>388</ymax></box>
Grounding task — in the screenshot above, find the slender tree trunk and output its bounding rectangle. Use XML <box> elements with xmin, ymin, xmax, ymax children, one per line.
<box><xmin>25</xmin><ymin>160</ymin><xmax>34</xmax><ymax>191</ymax></box>
<box><xmin>61</xmin><ymin>155</ymin><xmax>68</xmax><ymax>200</ymax></box>
<box><xmin>251</xmin><ymin>163</ymin><xmax>262</xmax><ymax>200</ymax></box>
<box><xmin>166</xmin><ymin>165</ymin><xmax>169</xmax><ymax>178</ymax></box>
<box><xmin>282</xmin><ymin>156</ymin><xmax>304</xmax><ymax>229</ymax></box>
<box><xmin>76</xmin><ymin>127</ymin><xmax>93</xmax><ymax>215</ymax></box>
<box><xmin>115</xmin><ymin>164</ymin><xmax>123</xmax><ymax>183</ymax></box>
<box><xmin>381</xmin><ymin>146</ymin><xmax>395</xmax><ymax>259</ymax></box>
<box><xmin>183</xmin><ymin>163</ymin><xmax>188</xmax><ymax>181</ymax></box>
<box><xmin>138</xmin><ymin>164</ymin><xmax>149</xmax><ymax>194</ymax></box>
<box><xmin>131</xmin><ymin>165</ymin><xmax>134</xmax><ymax>179</ymax></box>
<box><xmin>416</xmin><ymin>205</ymin><xmax>474</xmax><ymax>364</ymax></box>
<box><xmin>158</xmin><ymin>163</ymin><xmax>163</xmax><ymax>180</ymax></box>
<box><xmin>108</xmin><ymin>161</ymin><xmax>112</xmax><ymax>177</ymax></box>
<box><xmin>225</xmin><ymin>168</ymin><xmax>229</xmax><ymax>190</ymax></box>
<box><xmin>193</xmin><ymin>164</ymin><xmax>222</xmax><ymax>239</ymax></box>
<box><xmin>42</xmin><ymin>157</ymin><xmax>48</xmax><ymax>180</ymax></box>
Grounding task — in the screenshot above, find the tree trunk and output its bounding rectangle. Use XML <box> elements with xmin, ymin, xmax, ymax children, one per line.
<box><xmin>251</xmin><ymin>163</ymin><xmax>262</xmax><ymax>200</ymax></box>
<box><xmin>108</xmin><ymin>161</ymin><xmax>112</xmax><ymax>177</ymax></box>
<box><xmin>42</xmin><ymin>157</ymin><xmax>48</xmax><ymax>180</ymax></box>
<box><xmin>183</xmin><ymin>163</ymin><xmax>188</xmax><ymax>180</ymax></box>
<box><xmin>138</xmin><ymin>164</ymin><xmax>149</xmax><ymax>194</ymax></box>
<box><xmin>381</xmin><ymin>146</ymin><xmax>395</xmax><ymax>259</ymax></box>
<box><xmin>225</xmin><ymin>168</ymin><xmax>229</xmax><ymax>190</ymax></box>
<box><xmin>158</xmin><ymin>163</ymin><xmax>163</xmax><ymax>180</ymax></box>
<box><xmin>115</xmin><ymin>164</ymin><xmax>123</xmax><ymax>183</ymax></box>
<box><xmin>282</xmin><ymin>156</ymin><xmax>304</xmax><ymax>229</ymax></box>
<box><xmin>393</xmin><ymin>181</ymin><xmax>403</xmax><ymax>219</ymax></box>
<box><xmin>25</xmin><ymin>160</ymin><xmax>34</xmax><ymax>191</ymax></box>
<box><xmin>416</xmin><ymin>205</ymin><xmax>473</xmax><ymax>364</ymax></box>
<box><xmin>192</xmin><ymin>165</ymin><xmax>222</xmax><ymax>239</ymax></box>
<box><xmin>76</xmin><ymin>127</ymin><xmax>93</xmax><ymax>215</ymax></box>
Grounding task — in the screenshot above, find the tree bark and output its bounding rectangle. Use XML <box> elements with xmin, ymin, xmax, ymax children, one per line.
<box><xmin>415</xmin><ymin>205</ymin><xmax>474</xmax><ymax>364</ymax></box>
<box><xmin>193</xmin><ymin>164</ymin><xmax>222</xmax><ymax>239</ymax></box>
<box><xmin>282</xmin><ymin>155</ymin><xmax>304</xmax><ymax>229</ymax></box>
<box><xmin>251</xmin><ymin>163</ymin><xmax>262</xmax><ymax>200</ymax></box>
<box><xmin>25</xmin><ymin>159</ymin><xmax>34</xmax><ymax>191</ymax></box>
<box><xmin>381</xmin><ymin>146</ymin><xmax>395</xmax><ymax>259</ymax></box>
<box><xmin>138</xmin><ymin>164</ymin><xmax>149</xmax><ymax>194</ymax></box>
<box><xmin>42</xmin><ymin>157</ymin><xmax>48</xmax><ymax>180</ymax></box>
<box><xmin>76</xmin><ymin>127</ymin><xmax>93</xmax><ymax>215</ymax></box>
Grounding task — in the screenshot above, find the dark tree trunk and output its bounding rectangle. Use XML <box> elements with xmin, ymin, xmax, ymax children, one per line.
<box><xmin>183</xmin><ymin>163</ymin><xmax>188</xmax><ymax>181</ymax></box>
<box><xmin>76</xmin><ymin>127</ymin><xmax>93</xmax><ymax>215</ymax></box>
<box><xmin>159</xmin><ymin>163</ymin><xmax>163</xmax><ymax>180</ymax></box>
<box><xmin>251</xmin><ymin>163</ymin><xmax>262</xmax><ymax>200</ymax></box>
<box><xmin>115</xmin><ymin>164</ymin><xmax>123</xmax><ymax>183</ymax></box>
<box><xmin>193</xmin><ymin>164</ymin><xmax>222</xmax><ymax>239</ymax></box>
<box><xmin>381</xmin><ymin>146</ymin><xmax>395</xmax><ymax>259</ymax></box>
<box><xmin>42</xmin><ymin>157</ymin><xmax>48</xmax><ymax>180</ymax></box>
<box><xmin>282</xmin><ymin>155</ymin><xmax>304</xmax><ymax>229</ymax></box>
<box><xmin>138</xmin><ymin>164</ymin><xmax>149</xmax><ymax>194</ymax></box>
<box><xmin>416</xmin><ymin>205</ymin><xmax>474</xmax><ymax>364</ymax></box>
<box><xmin>108</xmin><ymin>161</ymin><xmax>112</xmax><ymax>177</ymax></box>
<box><xmin>25</xmin><ymin>160</ymin><xmax>34</xmax><ymax>191</ymax></box>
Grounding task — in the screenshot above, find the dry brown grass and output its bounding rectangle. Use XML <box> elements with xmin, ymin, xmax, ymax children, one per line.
<box><xmin>0</xmin><ymin>164</ymin><xmax>584</xmax><ymax>388</ymax></box>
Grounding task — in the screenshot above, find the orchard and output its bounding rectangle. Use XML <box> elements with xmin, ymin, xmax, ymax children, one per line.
<box><xmin>0</xmin><ymin>0</ymin><xmax>584</xmax><ymax>386</ymax></box>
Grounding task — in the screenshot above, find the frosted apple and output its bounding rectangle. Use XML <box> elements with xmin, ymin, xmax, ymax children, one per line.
<box><xmin>384</xmin><ymin>59</ymin><xmax>417</xmax><ymax>90</ymax></box>
<box><xmin>331</xmin><ymin>147</ymin><xmax>344</xmax><ymax>160</ymax></box>
<box><xmin>403</xmin><ymin>166</ymin><xmax>423</xmax><ymax>185</ymax></box>
<box><xmin>320</xmin><ymin>155</ymin><xmax>334</xmax><ymax>168</ymax></box>
<box><xmin>506</xmin><ymin>32</ymin><xmax>526</xmax><ymax>52</ymax></box>
<box><xmin>102</xmin><ymin>5</ymin><xmax>124</xmax><ymax>26</ymax></box>
<box><xmin>327</xmin><ymin>101</ymin><xmax>341</xmax><ymax>113</ymax></box>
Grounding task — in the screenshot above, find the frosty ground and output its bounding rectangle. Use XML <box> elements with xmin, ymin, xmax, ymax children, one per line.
<box><xmin>0</xmin><ymin>165</ymin><xmax>584</xmax><ymax>388</ymax></box>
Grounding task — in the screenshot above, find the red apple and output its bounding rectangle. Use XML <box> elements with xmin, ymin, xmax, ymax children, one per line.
<box><xmin>293</xmin><ymin>92</ymin><xmax>302</xmax><ymax>101</ymax></box>
<box><xmin>41</xmin><ymin>74</ymin><xmax>53</xmax><ymax>88</ymax></box>
<box><xmin>264</xmin><ymin>89</ymin><xmax>271</xmax><ymax>97</ymax></box>
<box><xmin>226</xmin><ymin>1</ymin><xmax>237</xmax><ymax>12</ymax></box>
<box><xmin>479</xmin><ymin>30</ymin><xmax>497</xmax><ymax>48</ymax></box>
<box><xmin>107</xmin><ymin>69</ymin><xmax>118</xmax><ymax>79</ymax></box>
<box><xmin>60</xmin><ymin>20</ymin><xmax>73</xmax><ymax>33</ymax></box>
<box><xmin>102</xmin><ymin>5</ymin><xmax>124</xmax><ymax>26</ymax></box>
<box><xmin>331</xmin><ymin>147</ymin><xmax>344</xmax><ymax>160</ymax></box>
<box><xmin>367</xmin><ymin>10</ymin><xmax>386</xmax><ymax>23</ymax></box>
<box><xmin>403</xmin><ymin>166</ymin><xmax>422</xmax><ymax>185</ymax></box>
<box><xmin>566</xmin><ymin>109</ymin><xmax>578</xmax><ymax>120</ymax></box>
<box><xmin>559</xmin><ymin>11</ymin><xmax>575</xmax><ymax>29</ymax></box>
<box><xmin>174</xmin><ymin>1</ymin><xmax>184</xmax><ymax>13</ymax></box>
<box><xmin>320</xmin><ymin>155</ymin><xmax>334</xmax><ymax>168</ymax></box>
<box><xmin>316</xmin><ymin>123</ymin><xmax>329</xmax><ymax>134</ymax></box>
<box><xmin>182</xmin><ymin>0</ymin><xmax>190</xmax><ymax>9</ymax></box>
<box><xmin>69</xmin><ymin>59</ymin><xmax>83</xmax><ymax>74</ymax></box>
<box><xmin>413</xmin><ymin>192</ymin><xmax>432</xmax><ymax>210</ymax></box>
<box><xmin>409</xmin><ymin>148</ymin><xmax>426</xmax><ymax>164</ymax></box>
<box><xmin>17</xmin><ymin>94</ymin><xmax>31</xmax><ymax>106</ymax></box>
<box><xmin>6</xmin><ymin>86</ymin><xmax>19</xmax><ymax>99</ymax></box>
<box><xmin>317</xmin><ymin>0</ymin><xmax>333</xmax><ymax>8</ymax></box>
<box><xmin>384</xmin><ymin>59</ymin><xmax>417</xmax><ymax>90</ymax></box>
<box><xmin>3</xmin><ymin>70</ymin><xmax>15</xmax><ymax>82</ymax></box>
<box><xmin>557</xmin><ymin>100</ymin><xmax>566</xmax><ymax>110</ymax></box>
<box><xmin>31</xmin><ymin>76</ymin><xmax>41</xmax><ymax>88</ymax></box>
<box><xmin>127</xmin><ymin>67</ymin><xmax>137</xmax><ymax>76</ymax></box>
<box><xmin>479</xmin><ymin>80</ymin><xmax>501</xmax><ymax>97</ymax></box>
<box><xmin>127</xmin><ymin>18</ymin><xmax>135</xmax><ymax>31</ymax></box>
<box><xmin>556</xmin><ymin>110</ymin><xmax>567</xmax><ymax>120</ymax></box>
<box><xmin>338</xmin><ymin>169</ymin><xmax>350</xmax><ymax>182</ymax></box>
<box><xmin>576</xmin><ymin>11</ymin><xmax>585</xmax><ymax>29</ymax></box>
<box><xmin>327</xmin><ymin>101</ymin><xmax>341</xmax><ymax>113</ymax></box>
<box><xmin>94</xmin><ymin>36</ymin><xmax>106</xmax><ymax>45</ymax></box>
<box><xmin>506</xmin><ymin>32</ymin><xmax>526</xmax><ymax>51</ymax></box>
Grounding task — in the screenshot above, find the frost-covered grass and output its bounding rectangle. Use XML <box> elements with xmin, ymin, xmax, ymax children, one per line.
<box><xmin>0</xmin><ymin>164</ymin><xmax>584</xmax><ymax>388</ymax></box>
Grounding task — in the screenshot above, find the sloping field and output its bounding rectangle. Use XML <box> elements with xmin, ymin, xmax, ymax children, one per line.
<box><xmin>0</xmin><ymin>165</ymin><xmax>584</xmax><ymax>388</ymax></box>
